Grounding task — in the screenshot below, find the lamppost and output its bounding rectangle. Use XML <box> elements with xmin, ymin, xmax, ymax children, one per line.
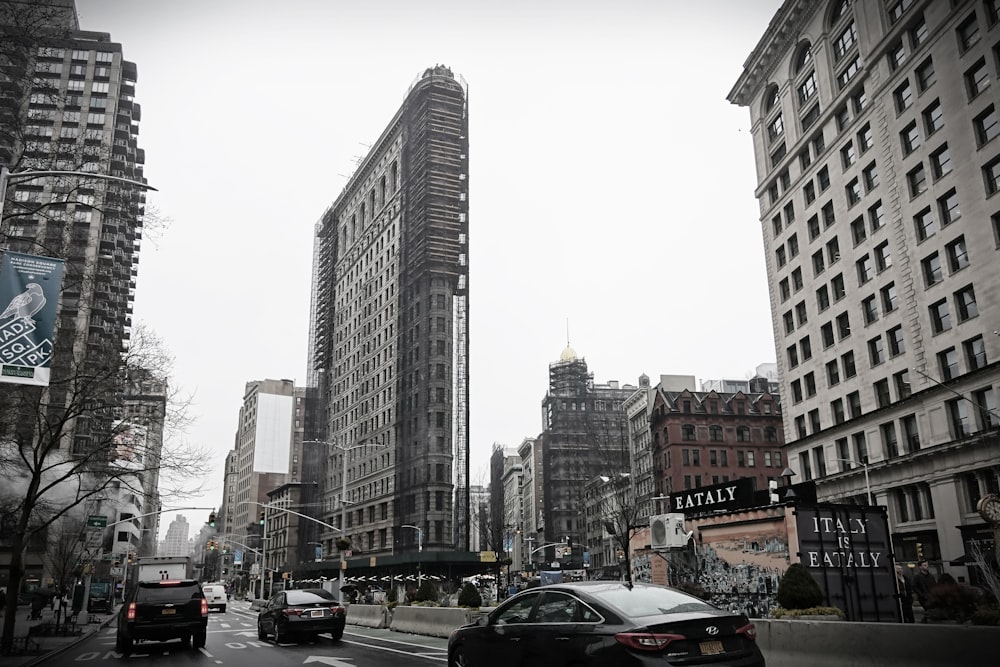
<box><xmin>401</xmin><ymin>524</ymin><xmax>423</xmax><ymax>589</ymax></box>
<box><xmin>832</xmin><ymin>457</ymin><xmax>873</xmax><ymax>506</ymax></box>
<box><xmin>304</xmin><ymin>440</ymin><xmax>387</xmax><ymax>604</ymax></box>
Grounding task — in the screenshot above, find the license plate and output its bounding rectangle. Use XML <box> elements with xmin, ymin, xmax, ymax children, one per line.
<box><xmin>161</xmin><ymin>608</ymin><xmax>176</xmax><ymax>615</ymax></box>
<box><xmin>310</xmin><ymin>610</ymin><xmax>324</xmax><ymax>618</ymax></box>
<box><xmin>699</xmin><ymin>640</ymin><xmax>724</xmax><ymax>655</ymax></box>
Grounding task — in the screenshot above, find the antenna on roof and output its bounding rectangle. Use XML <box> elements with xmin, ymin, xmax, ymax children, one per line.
<box><xmin>566</xmin><ymin>318</ymin><xmax>571</xmax><ymax>347</ymax></box>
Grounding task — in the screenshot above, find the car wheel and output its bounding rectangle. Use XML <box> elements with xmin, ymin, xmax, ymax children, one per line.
<box><xmin>273</xmin><ymin>623</ymin><xmax>282</xmax><ymax>645</ymax></box>
<box><xmin>329</xmin><ymin>627</ymin><xmax>343</xmax><ymax>642</ymax></box>
<box><xmin>193</xmin><ymin>630</ymin><xmax>206</xmax><ymax>649</ymax></box>
<box><xmin>451</xmin><ymin>645</ymin><xmax>471</xmax><ymax>667</ymax></box>
<box><xmin>258</xmin><ymin>621</ymin><xmax>267</xmax><ymax>641</ymax></box>
<box><xmin>220</xmin><ymin>605</ymin><xmax>226</xmax><ymax>613</ymax></box>
<box><xmin>116</xmin><ymin>635</ymin><xmax>133</xmax><ymax>656</ymax></box>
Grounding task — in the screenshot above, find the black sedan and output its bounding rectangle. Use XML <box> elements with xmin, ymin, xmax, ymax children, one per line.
<box><xmin>257</xmin><ymin>588</ymin><xmax>347</xmax><ymax>644</ymax></box>
<box><xmin>447</xmin><ymin>581</ymin><xmax>765</xmax><ymax>667</ymax></box>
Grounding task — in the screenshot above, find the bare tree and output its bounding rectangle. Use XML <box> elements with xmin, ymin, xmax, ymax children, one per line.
<box><xmin>0</xmin><ymin>326</ymin><xmax>207</xmax><ymax>652</ymax></box>
<box><xmin>968</xmin><ymin>539</ymin><xmax>1000</xmax><ymax>607</ymax></box>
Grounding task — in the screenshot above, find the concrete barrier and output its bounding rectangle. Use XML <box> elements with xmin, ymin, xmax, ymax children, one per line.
<box><xmin>345</xmin><ymin>603</ymin><xmax>389</xmax><ymax>629</ymax></box>
<box><xmin>389</xmin><ymin>606</ymin><xmax>478</xmax><ymax>638</ymax></box>
<box><xmin>754</xmin><ymin>619</ymin><xmax>999</xmax><ymax>667</ymax></box>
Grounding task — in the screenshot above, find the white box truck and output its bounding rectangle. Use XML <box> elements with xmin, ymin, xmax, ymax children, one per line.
<box><xmin>134</xmin><ymin>556</ymin><xmax>193</xmax><ymax>582</ymax></box>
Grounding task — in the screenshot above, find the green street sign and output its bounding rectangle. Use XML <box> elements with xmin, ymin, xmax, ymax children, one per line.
<box><xmin>87</xmin><ymin>515</ymin><xmax>108</xmax><ymax>528</ymax></box>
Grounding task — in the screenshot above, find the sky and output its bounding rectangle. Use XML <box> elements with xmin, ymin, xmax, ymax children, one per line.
<box><xmin>72</xmin><ymin>0</ymin><xmax>785</xmax><ymax>539</ymax></box>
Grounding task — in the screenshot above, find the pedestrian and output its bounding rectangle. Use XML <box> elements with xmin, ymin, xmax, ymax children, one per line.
<box><xmin>912</xmin><ymin>560</ymin><xmax>936</xmax><ymax>618</ymax></box>
<box><xmin>895</xmin><ymin>564</ymin><xmax>914</xmax><ymax>623</ymax></box>
<box><xmin>0</xmin><ymin>587</ymin><xmax>7</xmax><ymax>616</ymax></box>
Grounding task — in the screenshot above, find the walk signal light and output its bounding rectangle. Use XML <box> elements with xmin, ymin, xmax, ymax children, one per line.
<box><xmin>208</xmin><ymin>512</ymin><xmax>216</xmax><ymax>527</ymax></box>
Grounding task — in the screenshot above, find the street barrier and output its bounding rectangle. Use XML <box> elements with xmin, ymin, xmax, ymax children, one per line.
<box><xmin>345</xmin><ymin>603</ymin><xmax>389</xmax><ymax>629</ymax></box>
<box><xmin>388</xmin><ymin>606</ymin><xmax>477</xmax><ymax>638</ymax></box>
<box><xmin>754</xmin><ymin>618</ymin><xmax>999</xmax><ymax>667</ymax></box>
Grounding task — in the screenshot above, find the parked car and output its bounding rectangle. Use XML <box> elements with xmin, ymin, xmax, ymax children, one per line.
<box><xmin>116</xmin><ymin>579</ymin><xmax>208</xmax><ymax>655</ymax></box>
<box><xmin>447</xmin><ymin>581</ymin><xmax>765</xmax><ymax>667</ymax></box>
<box><xmin>202</xmin><ymin>584</ymin><xmax>227</xmax><ymax>613</ymax></box>
<box><xmin>257</xmin><ymin>588</ymin><xmax>346</xmax><ymax>644</ymax></box>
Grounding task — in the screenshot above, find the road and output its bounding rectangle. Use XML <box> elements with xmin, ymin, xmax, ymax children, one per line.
<box><xmin>41</xmin><ymin>600</ymin><xmax>449</xmax><ymax>667</ymax></box>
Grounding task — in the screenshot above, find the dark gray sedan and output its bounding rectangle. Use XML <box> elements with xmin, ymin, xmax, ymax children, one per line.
<box><xmin>257</xmin><ymin>588</ymin><xmax>347</xmax><ymax>644</ymax></box>
<box><xmin>447</xmin><ymin>581</ymin><xmax>765</xmax><ymax>667</ymax></box>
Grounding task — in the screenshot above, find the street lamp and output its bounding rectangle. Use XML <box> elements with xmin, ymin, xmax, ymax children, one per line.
<box><xmin>832</xmin><ymin>457</ymin><xmax>873</xmax><ymax>506</ymax></box>
<box><xmin>1</xmin><ymin>164</ymin><xmax>158</xmax><ymax>215</ymax></box>
<box><xmin>401</xmin><ymin>524</ymin><xmax>424</xmax><ymax>589</ymax></box>
<box><xmin>304</xmin><ymin>439</ymin><xmax>387</xmax><ymax>604</ymax></box>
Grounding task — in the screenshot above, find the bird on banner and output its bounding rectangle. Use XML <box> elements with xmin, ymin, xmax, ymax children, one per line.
<box><xmin>0</xmin><ymin>283</ymin><xmax>46</xmax><ymax>321</ymax></box>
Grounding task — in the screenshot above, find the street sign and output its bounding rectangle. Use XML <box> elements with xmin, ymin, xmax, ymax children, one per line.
<box><xmin>87</xmin><ymin>515</ymin><xmax>107</xmax><ymax>528</ymax></box>
<box><xmin>86</xmin><ymin>530</ymin><xmax>103</xmax><ymax>548</ymax></box>
<box><xmin>110</xmin><ymin>566</ymin><xmax>123</xmax><ymax>577</ymax></box>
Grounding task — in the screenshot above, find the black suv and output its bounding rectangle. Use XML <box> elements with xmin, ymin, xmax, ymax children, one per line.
<box><xmin>116</xmin><ymin>579</ymin><xmax>208</xmax><ymax>654</ymax></box>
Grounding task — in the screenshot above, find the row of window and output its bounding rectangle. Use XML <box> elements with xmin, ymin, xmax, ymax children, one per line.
<box><xmin>680</xmin><ymin>448</ymin><xmax>783</xmax><ymax>468</ymax></box>
<box><xmin>675</xmin><ymin>424</ymin><xmax>779</xmax><ymax>443</ymax></box>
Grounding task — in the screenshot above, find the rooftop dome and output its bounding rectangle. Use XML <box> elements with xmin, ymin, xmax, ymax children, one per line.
<box><xmin>559</xmin><ymin>344</ymin><xmax>577</xmax><ymax>362</ymax></box>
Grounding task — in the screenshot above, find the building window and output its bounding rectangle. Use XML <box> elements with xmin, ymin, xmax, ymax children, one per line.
<box><xmin>948</xmin><ymin>398</ymin><xmax>973</xmax><ymax>438</ymax></box>
<box><xmin>709</xmin><ymin>425</ymin><xmax>723</xmax><ymax>442</ymax></box>
<box><xmin>857</xmin><ymin>123</ymin><xmax>873</xmax><ymax>153</ymax></box>
<box><xmin>787</xmin><ymin>345</ymin><xmax>799</xmax><ymax>368</ymax></box>
<box><xmin>808</xmin><ymin>215</ymin><xmax>821</xmax><ymax>240</ymax></box>
<box><xmin>862</xmin><ymin>295</ymin><xmax>879</xmax><ymax>325</ymax></box>
<box><xmin>930</xmin><ymin>299</ymin><xmax>951</xmax><ymax>333</ymax></box>
<box><xmin>939</xmin><ymin>189</ymin><xmax>961</xmax><ymax>226</ymax></box>
<box><xmin>915</xmin><ymin>58</ymin><xmax>936</xmax><ymax>91</ymax></box>
<box><xmin>835</xmin><ymin>105</ymin><xmax>850</xmax><ymax>132</ymax></box>
<box><xmin>817</xmin><ymin>284</ymin><xmax>831</xmax><ymax>311</ymax></box>
<box><xmin>804</xmin><ymin>180</ymin><xmax>816</xmax><ymax>204</ymax></box>
<box><xmin>843</xmin><ymin>350</ymin><xmax>857</xmax><ymax>378</ymax></box>
<box><xmin>827</xmin><ymin>359</ymin><xmax>841</xmax><ymax>386</ymax></box>
<box><xmin>908</xmin><ymin>164</ymin><xmax>927</xmax><ymax>197</ymax></box>
<box><xmin>851</xmin><ymin>216</ymin><xmax>867</xmax><ymax>245</ymax></box>
<box><xmin>682</xmin><ymin>425</ymin><xmax>696</xmax><ymax>441</ymax></box>
<box><xmin>817</xmin><ymin>166</ymin><xmax>831</xmax><ymax>191</ymax></box>
<box><xmin>868</xmin><ymin>200</ymin><xmax>884</xmax><ymax>231</ymax></box>
<box><xmin>767</xmin><ymin>113</ymin><xmax>784</xmax><ymax>143</ymax></box>
<box><xmin>875</xmin><ymin>379</ymin><xmax>891</xmax><ymax>408</ymax></box>
<box><xmin>901</xmin><ymin>122</ymin><xmax>920</xmax><ymax>154</ymax></box>
<box><xmin>955</xmin><ymin>284</ymin><xmax>978</xmax><ymax>321</ymax></box>
<box><xmin>863</xmin><ymin>162</ymin><xmax>880</xmax><ymax>191</ymax></box>
<box><xmin>874</xmin><ymin>241</ymin><xmax>891</xmax><ymax>272</ymax></box>
<box><xmin>837</xmin><ymin>311</ymin><xmax>851</xmax><ymax>339</ymax></box>
<box><xmin>834</xmin><ymin>21</ymin><xmax>857</xmax><ymax>61</ymax></box>
<box><xmin>801</xmin><ymin>335</ymin><xmax>813</xmax><ymax>361</ymax></box>
<box><xmin>798</xmin><ymin>70</ymin><xmax>817</xmax><ymax>105</ymax></box>
<box><xmin>966</xmin><ymin>59</ymin><xmax>990</xmax><ymax>99</ymax></box>
<box><xmin>974</xmin><ymin>106</ymin><xmax>999</xmax><ymax>146</ymax></box>
<box><xmin>822</xmin><ymin>322</ymin><xmax>835</xmax><ymax>347</ymax></box>
<box><xmin>796</xmin><ymin>301</ymin><xmax>808</xmax><ymax>326</ymax></box>
<box><xmin>822</xmin><ymin>200</ymin><xmax>835</xmax><ymax>226</ymax></box>
<box><xmin>780</xmin><ymin>278</ymin><xmax>791</xmax><ymax>302</ymax></box>
<box><xmin>832</xmin><ymin>273</ymin><xmax>846</xmax><ymax>300</ymax></box>
<box><xmin>930</xmin><ymin>144</ymin><xmax>952</xmax><ymax>179</ymax></box>
<box><xmin>914</xmin><ymin>207</ymin><xmax>936</xmax><ymax>241</ymax></box>
<box><xmin>902</xmin><ymin>414</ymin><xmax>920</xmax><ymax>452</ymax></box>
<box><xmin>895</xmin><ymin>80</ymin><xmax>913</xmax><ymax>112</ymax></box>
<box><xmin>922</xmin><ymin>252</ymin><xmax>942</xmax><ymax>286</ymax></box>
<box><xmin>946</xmin><ymin>236</ymin><xmax>969</xmax><ymax>272</ymax></box>
<box><xmin>888</xmin><ymin>0</ymin><xmax>914</xmax><ymax>24</ymax></box>
<box><xmin>889</xmin><ymin>40</ymin><xmax>907</xmax><ymax>70</ymax></box>
<box><xmin>957</xmin><ymin>13</ymin><xmax>980</xmax><ymax>51</ymax></box>
<box><xmin>881</xmin><ymin>282</ymin><xmax>898</xmax><ymax>313</ymax></box>
<box><xmin>923</xmin><ymin>99</ymin><xmax>944</xmax><ymax>135</ymax></box>
<box><xmin>939</xmin><ymin>347</ymin><xmax>959</xmax><ymax>381</ymax></box>
<box><xmin>784</xmin><ymin>311</ymin><xmax>795</xmax><ymax>334</ymax></box>
<box><xmin>973</xmin><ymin>387</ymin><xmax>1000</xmax><ymax>430</ymax></box>
<box><xmin>984</xmin><ymin>155</ymin><xmax>1000</xmax><ymax>194</ymax></box>
<box><xmin>848</xmin><ymin>391</ymin><xmax>862</xmax><ymax>419</ymax></box>
<box><xmin>964</xmin><ymin>335</ymin><xmax>987</xmax><ymax>370</ymax></box>
<box><xmin>832</xmin><ymin>398</ymin><xmax>845</xmax><ymax>424</ymax></box>
<box><xmin>882</xmin><ymin>422</ymin><xmax>900</xmax><ymax>458</ymax></box>
<box><xmin>869</xmin><ymin>336</ymin><xmax>886</xmax><ymax>366</ymax></box>
<box><xmin>857</xmin><ymin>254</ymin><xmax>873</xmax><ymax>284</ymax></box>
<box><xmin>888</xmin><ymin>325</ymin><xmax>906</xmax><ymax>357</ymax></box>
<box><xmin>776</xmin><ymin>246</ymin><xmax>787</xmax><ymax>267</ymax></box>
<box><xmin>837</xmin><ymin>58</ymin><xmax>860</xmax><ymax>90</ymax></box>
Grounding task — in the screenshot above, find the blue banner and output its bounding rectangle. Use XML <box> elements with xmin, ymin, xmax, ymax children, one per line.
<box><xmin>0</xmin><ymin>251</ymin><xmax>64</xmax><ymax>386</ymax></box>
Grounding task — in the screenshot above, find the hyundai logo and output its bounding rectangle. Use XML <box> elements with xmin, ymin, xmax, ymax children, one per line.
<box><xmin>705</xmin><ymin>626</ymin><xmax>719</xmax><ymax>635</ymax></box>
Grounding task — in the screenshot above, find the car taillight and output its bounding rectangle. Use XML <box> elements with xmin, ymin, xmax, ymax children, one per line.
<box><xmin>126</xmin><ymin>602</ymin><xmax>136</xmax><ymax>621</ymax></box>
<box><xmin>736</xmin><ymin>622</ymin><xmax>757</xmax><ymax>641</ymax></box>
<box><xmin>615</xmin><ymin>632</ymin><xmax>686</xmax><ymax>652</ymax></box>
<box><xmin>282</xmin><ymin>607</ymin><xmax>305</xmax><ymax>616</ymax></box>
<box><xmin>200</xmin><ymin>598</ymin><xmax>208</xmax><ymax>616</ymax></box>
<box><xmin>330</xmin><ymin>606</ymin><xmax>344</xmax><ymax>617</ymax></box>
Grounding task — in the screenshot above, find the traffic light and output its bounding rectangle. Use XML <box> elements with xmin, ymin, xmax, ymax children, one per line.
<box><xmin>208</xmin><ymin>511</ymin><xmax>216</xmax><ymax>527</ymax></box>
<box><xmin>916</xmin><ymin>542</ymin><xmax>924</xmax><ymax>560</ymax></box>
<box><xmin>259</xmin><ymin>511</ymin><xmax>265</xmax><ymax>525</ymax></box>
<box><xmin>127</xmin><ymin>552</ymin><xmax>135</xmax><ymax>565</ymax></box>
<box><xmin>113</xmin><ymin>559</ymin><xmax>121</xmax><ymax>567</ymax></box>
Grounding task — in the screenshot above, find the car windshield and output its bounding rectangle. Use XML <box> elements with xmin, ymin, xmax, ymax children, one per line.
<box><xmin>590</xmin><ymin>585</ymin><xmax>714</xmax><ymax>617</ymax></box>
<box><xmin>285</xmin><ymin>589</ymin><xmax>335</xmax><ymax>605</ymax></box>
<box><xmin>136</xmin><ymin>582</ymin><xmax>201</xmax><ymax>603</ymax></box>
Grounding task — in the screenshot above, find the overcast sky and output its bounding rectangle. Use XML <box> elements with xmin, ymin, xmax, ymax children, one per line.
<box><xmin>73</xmin><ymin>0</ymin><xmax>784</xmax><ymax>539</ymax></box>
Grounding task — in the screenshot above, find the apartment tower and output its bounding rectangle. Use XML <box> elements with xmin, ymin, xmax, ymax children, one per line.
<box><xmin>729</xmin><ymin>0</ymin><xmax>1000</xmax><ymax>575</ymax></box>
<box><xmin>307</xmin><ymin>65</ymin><xmax>469</xmax><ymax>558</ymax></box>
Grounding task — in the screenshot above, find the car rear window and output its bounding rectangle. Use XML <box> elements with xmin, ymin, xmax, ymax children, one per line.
<box><xmin>590</xmin><ymin>585</ymin><xmax>715</xmax><ymax>617</ymax></box>
<box><xmin>285</xmin><ymin>589</ymin><xmax>335</xmax><ymax>605</ymax></box>
<box><xmin>136</xmin><ymin>582</ymin><xmax>202</xmax><ymax>604</ymax></box>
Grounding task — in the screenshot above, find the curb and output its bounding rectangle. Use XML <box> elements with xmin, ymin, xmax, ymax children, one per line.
<box><xmin>20</xmin><ymin>614</ymin><xmax>117</xmax><ymax>667</ymax></box>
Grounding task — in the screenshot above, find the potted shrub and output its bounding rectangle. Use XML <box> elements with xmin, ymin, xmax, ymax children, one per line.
<box><xmin>924</xmin><ymin>575</ymin><xmax>980</xmax><ymax>623</ymax></box>
<box><xmin>773</xmin><ymin>563</ymin><xmax>843</xmax><ymax>620</ymax></box>
<box><xmin>458</xmin><ymin>582</ymin><xmax>483</xmax><ymax>608</ymax></box>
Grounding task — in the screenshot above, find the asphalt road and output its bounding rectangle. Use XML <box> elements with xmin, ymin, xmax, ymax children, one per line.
<box><xmin>39</xmin><ymin>600</ymin><xmax>450</xmax><ymax>666</ymax></box>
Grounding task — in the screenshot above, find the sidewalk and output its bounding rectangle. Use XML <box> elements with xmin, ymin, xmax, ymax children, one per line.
<box><xmin>0</xmin><ymin>604</ymin><xmax>118</xmax><ymax>667</ymax></box>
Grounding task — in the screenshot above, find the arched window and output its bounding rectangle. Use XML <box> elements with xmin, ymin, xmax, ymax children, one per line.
<box><xmin>682</xmin><ymin>424</ymin><xmax>696</xmax><ymax>441</ymax></box>
<box><xmin>829</xmin><ymin>0</ymin><xmax>850</xmax><ymax>26</ymax></box>
<box><xmin>709</xmin><ymin>425</ymin><xmax>724</xmax><ymax>442</ymax></box>
<box><xmin>763</xmin><ymin>83</ymin><xmax>780</xmax><ymax>113</ymax></box>
<box><xmin>793</xmin><ymin>42</ymin><xmax>813</xmax><ymax>75</ymax></box>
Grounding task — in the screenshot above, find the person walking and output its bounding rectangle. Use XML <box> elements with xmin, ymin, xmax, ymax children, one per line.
<box><xmin>911</xmin><ymin>560</ymin><xmax>936</xmax><ymax>620</ymax></box>
<box><xmin>0</xmin><ymin>587</ymin><xmax>7</xmax><ymax>616</ymax></box>
<box><xmin>896</xmin><ymin>564</ymin><xmax>914</xmax><ymax>623</ymax></box>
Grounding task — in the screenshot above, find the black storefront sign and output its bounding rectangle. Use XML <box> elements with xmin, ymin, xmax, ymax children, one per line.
<box><xmin>669</xmin><ymin>477</ymin><xmax>756</xmax><ymax>514</ymax></box>
<box><xmin>794</xmin><ymin>504</ymin><xmax>899</xmax><ymax>622</ymax></box>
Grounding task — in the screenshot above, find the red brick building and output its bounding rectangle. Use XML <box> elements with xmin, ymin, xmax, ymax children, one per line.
<box><xmin>650</xmin><ymin>385</ymin><xmax>785</xmax><ymax>497</ymax></box>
